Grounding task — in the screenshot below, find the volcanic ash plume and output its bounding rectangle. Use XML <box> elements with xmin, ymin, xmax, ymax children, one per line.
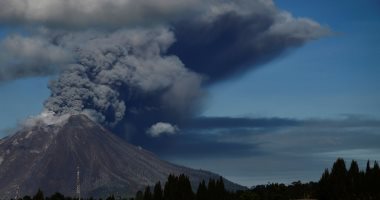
<box><xmin>0</xmin><ymin>0</ymin><xmax>331</xmax><ymax>136</ymax></box>
<box><xmin>43</xmin><ymin>28</ymin><xmax>204</xmax><ymax>127</ymax></box>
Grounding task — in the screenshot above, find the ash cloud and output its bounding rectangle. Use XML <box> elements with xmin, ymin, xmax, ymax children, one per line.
<box><xmin>0</xmin><ymin>0</ymin><xmax>330</xmax><ymax>137</ymax></box>
<box><xmin>169</xmin><ymin>1</ymin><xmax>330</xmax><ymax>82</ymax></box>
<box><xmin>0</xmin><ymin>34</ymin><xmax>72</xmax><ymax>82</ymax></box>
<box><xmin>43</xmin><ymin>28</ymin><xmax>204</xmax><ymax>127</ymax></box>
<box><xmin>0</xmin><ymin>0</ymin><xmax>200</xmax><ymax>28</ymax></box>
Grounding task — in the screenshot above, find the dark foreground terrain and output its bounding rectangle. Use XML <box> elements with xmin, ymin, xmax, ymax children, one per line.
<box><xmin>10</xmin><ymin>158</ymin><xmax>380</xmax><ymax>200</ymax></box>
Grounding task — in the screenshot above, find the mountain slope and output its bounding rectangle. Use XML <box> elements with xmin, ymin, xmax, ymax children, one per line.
<box><xmin>0</xmin><ymin>115</ymin><xmax>244</xmax><ymax>198</ymax></box>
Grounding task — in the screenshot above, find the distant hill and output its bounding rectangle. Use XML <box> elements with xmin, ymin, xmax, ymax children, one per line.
<box><xmin>0</xmin><ymin>115</ymin><xmax>245</xmax><ymax>198</ymax></box>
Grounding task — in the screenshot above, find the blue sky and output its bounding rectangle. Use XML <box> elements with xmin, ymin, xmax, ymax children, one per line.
<box><xmin>0</xmin><ymin>77</ymin><xmax>50</xmax><ymax>134</ymax></box>
<box><xmin>0</xmin><ymin>0</ymin><xmax>379</xmax><ymax>186</ymax></box>
<box><xmin>204</xmin><ymin>0</ymin><xmax>380</xmax><ymax>119</ymax></box>
<box><xmin>196</xmin><ymin>0</ymin><xmax>380</xmax><ymax>185</ymax></box>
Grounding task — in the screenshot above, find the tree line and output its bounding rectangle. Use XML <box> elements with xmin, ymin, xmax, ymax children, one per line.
<box><xmin>11</xmin><ymin>158</ymin><xmax>380</xmax><ymax>200</ymax></box>
<box><xmin>134</xmin><ymin>174</ymin><xmax>228</xmax><ymax>200</ymax></box>
<box><xmin>232</xmin><ymin>158</ymin><xmax>380</xmax><ymax>200</ymax></box>
<box><xmin>318</xmin><ymin>158</ymin><xmax>380</xmax><ymax>200</ymax></box>
<box><xmin>132</xmin><ymin>158</ymin><xmax>380</xmax><ymax>200</ymax></box>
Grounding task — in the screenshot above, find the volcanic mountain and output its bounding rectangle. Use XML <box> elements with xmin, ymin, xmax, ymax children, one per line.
<box><xmin>0</xmin><ymin>115</ymin><xmax>243</xmax><ymax>198</ymax></box>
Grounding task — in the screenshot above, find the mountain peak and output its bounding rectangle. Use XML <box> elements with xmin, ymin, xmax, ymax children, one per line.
<box><xmin>0</xmin><ymin>114</ymin><xmax>244</xmax><ymax>198</ymax></box>
<box><xmin>67</xmin><ymin>114</ymin><xmax>93</xmax><ymax>122</ymax></box>
<box><xmin>65</xmin><ymin>114</ymin><xmax>98</xmax><ymax>128</ymax></box>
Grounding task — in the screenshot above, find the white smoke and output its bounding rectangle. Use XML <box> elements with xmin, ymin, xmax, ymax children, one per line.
<box><xmin>23</xmin><ymin>111</ymin><xmax>71</xmax><ymax>127</ymax></box>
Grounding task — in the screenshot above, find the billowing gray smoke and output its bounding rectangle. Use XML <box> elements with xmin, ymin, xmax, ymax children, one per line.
<box><xmin>43</xmin><ymin>28</ymin><xmax>203</xmax><ymax>127</ymax></box>
<box><xmin>0</xmin><ymin>0</ymin><xmax>330</xmax><ymax>136</ymax></box>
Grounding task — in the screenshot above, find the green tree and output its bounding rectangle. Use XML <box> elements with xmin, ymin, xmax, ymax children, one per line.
<box><xmin>153</xmin><ymin>182</ymin><xmax>163</xmax><ymax>200</ymax></box>
<box><xmin>22</xmin><ymin>196</ymin><xmax>32</xmax><ymax>200</ymax></box>
<box><xmin>329</xmin><ymin>158</ymin><xmax>348</xmax><ymax>199</ymax></box>
<box><xmin>178</xmin><ymin>174</ymin><xmax>194</xmax><ymax>200</ymax></box>
<box><xmin>374</xmin><ymin>161</ymin><xmax>380</xmax><ymax>198</ymax></box>
<box><xmin>207</xmin><ymin>179</ymin><xmax>216</xmax><ymax>200</ymax></box>
<box><xmin>215</xmin><ymin>177</ymin><xmax>227</xmax><ymax>200</ymax></box>
<box><xmin>32</xmin><ymin>189</ymin><xmax>44</xmax><ymax>200</ymax></box>
<box><xmin>143</xmin><ymin>187</ymin><xmax>152</xmax><ymax>200</ymax></box>
<box><xmin>196</xmin><ymin>180</ymin><xmax>207</xmax><ymax>200</ymax></box>
<box><xmin>290</xmin><ymin>181</ymin><xmax>303</xmax><ymax>198</ymax></box>
<box><xmin>136</xmin><ymin>191</ymin><xmax>143</xmax><ymax>200</ymax></box>
<box><xmin>364</xmin><ymin>160</ymin><xmax>373</xmax><ymax>198</ymax></box>
<box><xmin>347</xmin><ymin>160</ymin><xmax>360</xmax><ymax>198</ymax></box>
<box><xmin>374</xmin><ymin>161</ymin><xmax>380</xmax><ymax>172</ymax></box>
<box><xmin>106</xmin><ymin>195</ymin><xmax>115</xmax><ymax>200</ymax></box>
<box><xmin>163</xmin><ymin>174</ymin><xmax>177</xmax><ymax>200</ymax></box>
<box><xmin>366</xmin><ymin>160</ymin><xmax>371</xmax><ymax>174</ymax></box>
<box><xmin>50</xmin><ymin>192</ymin><xmax>65</xmax><ymax>200</ymax></box>
<box><xmin>163</xmin><ymin>174</ymin><xmax>194</xmax><ymax>200</ymax></box>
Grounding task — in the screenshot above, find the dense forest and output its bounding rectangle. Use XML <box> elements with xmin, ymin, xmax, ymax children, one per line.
<box><xmin>14</xmin><ymin>158</ymin><xmax>380</xmax><ymax>200</ymax></box>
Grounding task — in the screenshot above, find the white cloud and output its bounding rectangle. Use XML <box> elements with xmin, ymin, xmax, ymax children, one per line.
<box><xmin>147</xmin><ymin>122</ymin><xmax>179</xmax><ymax>137</ymax></box>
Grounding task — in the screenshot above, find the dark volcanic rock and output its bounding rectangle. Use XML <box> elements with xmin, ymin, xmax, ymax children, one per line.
<box><xmin>0</xmin><ymin>115</ymin><xmax>244</xmax><ymax>198</ymax></box>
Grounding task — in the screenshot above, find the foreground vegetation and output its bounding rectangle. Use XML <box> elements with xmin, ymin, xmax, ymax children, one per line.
<box><xmin>15</xmin><ymin>158</ymin><xmax>380</xmax><ymax>200</ymax></box>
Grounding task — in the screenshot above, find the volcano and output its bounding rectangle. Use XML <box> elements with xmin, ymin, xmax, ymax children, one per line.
<box><xmin>0</xmin><ymin>115</ymin><xmax>243</xmax><ymax>198</ymax></box>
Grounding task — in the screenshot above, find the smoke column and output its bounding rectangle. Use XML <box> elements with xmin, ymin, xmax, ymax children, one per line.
<box><xmin>43</xmin><ymin>28</ymin><xmax>204</xmax><ymax>128</ymax></box>
<box><xmin>0</xmin><ymin>0</ymin><xmax>330</xmax><ymax>137</ymax></box>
